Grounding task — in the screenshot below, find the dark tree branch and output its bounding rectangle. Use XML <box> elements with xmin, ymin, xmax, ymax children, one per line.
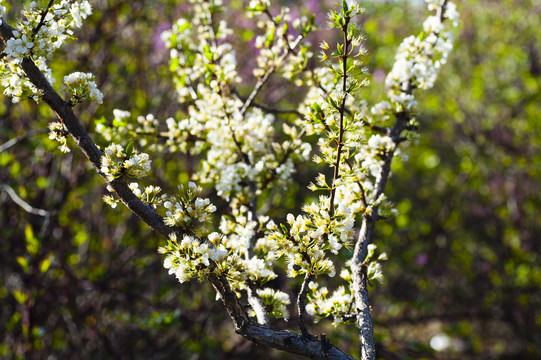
<box><xmin>31</xmin><ymin>0</ymin><xmax>55</xmax><ymax>41</ymax></box>
<box><xmin>231</xmin><ymin>87</ymin><xmax>303</xmax><ymax>117</ymax></box>
<box><xmin>239</xmin><ymin>35</ymin><xmax>303</xmax><ymax>116</ymax></box>
<box><xmin>0</xmin><ymin>20</ymin><xmax>176</xmax><ymax>239</ymax></box>
<box><xmin>329</xmin><ymin>22</ymin><xmax>351</xmax><ymax>217</ymax></box>
<box><xmin>207</xmin><ymin>273</ymin><xmax>356</xmax><ymax>360</ymax></box>
<box><xmin>296</xmin><ymin>272</ymin><xmax>315</xmax><ymax>339</ymax></box>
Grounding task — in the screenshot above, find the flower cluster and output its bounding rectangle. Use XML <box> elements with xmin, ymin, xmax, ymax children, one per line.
<box><xmin>263</xmin><ymin>195</ymin><xmax>357</xmax><ymax>279</ymax></box>
<box><xmin>100</xmin><ymin>144</ymin><xmax>152</xmax><ymax>182</ymax></box>
<box><xmin>4</xmin><ymin>1</ymin><xmax>92</xmax><ymax>60</ymax></box>
<box><xmin>304</xmin><ymin>243</ymin><xmax>386</xmax><ymax>326</ymax></box>
<box><xmin>254</xmin><ymin>288</ymin><xmax>291</xmax><ymax>320</ymax></box>
<box><xmin>1</xmin><ymin>56</ymin><xmax>54</xmax><ymax>103</ymax></box>
<box><xmin>95</xmin><ymin>109</ymin><xmax>130</xmax><ymax>143</ymax></box>
<box><xmin>386</xmin><ymin>0</ymin><xmax>459</xmax><ymax>92</ymax></box>
<box><xmin>248</xmin><ymin>2</ymin><xmax>315</xmax><ymax>83</ymax></box>
<box><xmin>160</xmin><ymin>202</ymin><xmax>279</xmax><ymax>305</ymax></box>
<box><xmin>48</xmin><ymin>121</ymin><xmax>70</xmax><ymax>153</ymax></box>
<box><xmin>159</xmin><ymin>0</ymin><xmax>314</xmax><ymax>204</ymax></box>
<box><xmin>306</xmin><ymin>281</ymin><xmax>353</xmax><ymax>326</ymax></box>
<box><xmin>159</xmin><ymin>233</ymin><xmax>227</xmax><ymax>283</ymax></box>
<box><xmin>194</xmin><ymin>105</ymin><xmax>311</xmax><ymax>201</ymax></box>
<box><xmin>217</xmin><ymin>203</ymin><xmax>278</xmax><ymax>286</ymax></box>
<box><xmin>63</xmin><ymin>72</ymin><xmax>103</xmax><ymax>105</ymax></box>
<box><xmin>0</xmin><ymin>1</ymin><xmax>93</xmax><ymax>103</ymax></box>
<box><xmin>161</xmin><ymin>0</ymin><xmax>237</xmax><ymax>102</ymax></box>
<box><xmin>163</xmin><ymin>182</ymin><xmax>217</xmax><ymax>233</ymax></box>
<box><xmin>103</xmin><ymin>183</ymin><xmax>164</xmax><ymax>209</ymax></box>
<box><xmin>364</xmin><ymin>244</ymin><xmax>388</xmax><ymax>283</ymax></box>
<box><xmin>95</xmin><ymin>109</ymin><xmax>168</xmax><ymax>151</ymax></box>
<box><xmin>97</xmin><ymin>110</ymin><xmax>203</xmax><ymax>155</ymax></box>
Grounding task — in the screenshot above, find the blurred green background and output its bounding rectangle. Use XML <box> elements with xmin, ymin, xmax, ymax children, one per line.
<box><xmin>1</xmin><ymin>0</ymin><xmax>540</xmax><ymax>359</ymax></box>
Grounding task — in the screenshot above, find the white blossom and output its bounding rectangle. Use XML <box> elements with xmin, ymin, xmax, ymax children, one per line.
<box><xmin>0</xmin><ymin>1</ymin><xmax>94</xmax><ymax>103</ymax></box>
<box><xmin>63</xmin><ymin>72</ymin><xmax>103</xmax><ymax>104</ymax></box>
<box><xmin>100</xmin><ymin>144</ymin><xmax>152</xmax><ymax>181</ymax></box>
<box><xmin>48</xmin><ymin>121</ymin><xmax>70</xmax><ymax>153</ymax></box>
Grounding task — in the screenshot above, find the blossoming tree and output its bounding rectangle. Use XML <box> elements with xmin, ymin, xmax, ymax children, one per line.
<box><xmin>0</xmin><ymin>0</ymin><xmax>458</xmax><ymax>359</ymax></box>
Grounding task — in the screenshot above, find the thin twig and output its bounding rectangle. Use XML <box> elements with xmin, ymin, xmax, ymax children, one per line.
<box><xmin>328</xmin><ymin>20</ymin><xmax>351</xmax><ymax>217</ymax></box>
<box><xmin>2</xmin><ymin>184</ymin><xmax>49</xmax><ymax>217</ymax></box>
<box><xmin>0</xmin><ymin>128</ymin><xmax>47</xmax><ymax>153</ymax></box>
<box><xmin>231</xmin><ymin>88</ymin><xmax>302</xmax><ymax>117</ymax></box>
<box><xmin>31</xmin><ymin>0</ymin><xmax>55</xmax><ymax>41</ymax></box>
<box><xmin>247</xmin><ymin>280</ymin><xmax>270</xmax><ymax>326</ymax></box>
<box><xmin>240</xmin><ymin>35</ymin><xmax>303</xmax><ymax>116</ymax></box>
<box><xmin>296</xmin><ymin>272</ymin><xmax>315</xmax><ymax>339</ymax></box>
<box><xmin>344</xmin><ymin>158</ymin><xmax>368</xmax><ymax>209</ymax></box>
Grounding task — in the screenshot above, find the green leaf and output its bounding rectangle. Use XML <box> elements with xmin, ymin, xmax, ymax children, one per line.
<box><xmin>95</xmin><ymin>116</ymin><xmax>107</xmax><ymax>125</ymax></box>
<box><xmin>280</xmin><ymin>223</ymin><xmax>289</xmax><ymax>235</ymax></box>
<box><xmin>16</xmin><ymin>256</ymin><xmax>29</xmax><ymax>273</ymax></box>
<box><xmin>73</xmin><ymin>229</ymin><xmax>88</xmax><ymax>246</ymax></box>
<box><xmin>328</xmin><ymin>95</ymin><xmax>338</xmax><ymax>109</ymax></box>
<box><xmin>125</xmin><ymin>141</ymin><xmax>134</xmax><ymax>157</ymax></box>
<box><xmin>203</xmin><ymin>43</ymin><xmax>213</xmax><ymax>61</ymax></box>
<box><xmin>112</xmin><ymin>117</ymin><xmax>127</xmax><ymax>128</ymax></box>
<box><xmin>336</xmin><ymin>43</ymin><xmax>344</xmax><ymax>56</ymax></box>
<box><xmin>13</xmin><ymin>290</ymin><xmax>28</xmax><ymax>305</ymax></box>
<box><xmin>40</xmin><ymin>256</ymin><xmax>52</xmax><ymax>274</ymax></box>
<box><xmin>25</xmin><ymin>224</ymin><xmax>39</xmax><ymax>256</ymax></box>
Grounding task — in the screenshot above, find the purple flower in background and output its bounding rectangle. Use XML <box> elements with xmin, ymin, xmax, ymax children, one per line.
<box><xmin>373</xmin><ymin>69</ymin><xmax>386</xmax><ymax>84</ymax></box>
<box><xmin>415</xmin><ymin>252</ymin><xmax>428</xmax><ymax>266</ymax></box>
<box><xmin>153</xmin><ymin>22</ymin><xmax>171</xmax><ymax>52</ymax></box>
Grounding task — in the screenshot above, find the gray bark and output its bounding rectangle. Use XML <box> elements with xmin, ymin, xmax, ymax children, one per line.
<box><xmin>208</xmin><ymin>274</ymin><xmax>356</xmax><ymax>360</ymax></box>
<box><xmin>351</xmin><ymin>218</ymin><xmax>377</xmax><ymax>360</ymax></box>
<box><xmin>350</xmin><ymin>110</ymin><xmax>409</xmax><ymax>360</ymax></box>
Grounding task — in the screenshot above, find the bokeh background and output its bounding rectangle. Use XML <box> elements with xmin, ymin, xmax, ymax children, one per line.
<box><xmin>1</xmin><ymin>0</ymin><xmax>540</xmax><ymax>359</ymax></box>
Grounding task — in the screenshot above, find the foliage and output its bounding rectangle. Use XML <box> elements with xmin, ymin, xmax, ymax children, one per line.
<box><xmin>0</xmin><ymin>0</ymin><xmax>539</xmax><ymax>359</ymax></box>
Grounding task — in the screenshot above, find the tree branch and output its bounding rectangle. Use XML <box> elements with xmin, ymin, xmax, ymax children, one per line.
<box><xmin>0</xmin><ymin>127</ymin><xmax>47</xmax><ymax>153</ymax></box>
<box><xmin>0</xmin><ymin>18</ymin><xmax>356</xmax><ymax>360</ymax></box>
<box><xmin>329</xmin><ymin>22</ymin><xmax>351</xmax><ymax>217</ymax></box>
<box><xmin>0</xmin><ymin>21</ymin><xmax>176</xmax><ymax>239</ymax></box>
<box><xmin>2</xmin><ymin>184</ymin><xmax>50</xmax><ymax>217</ymax></box>
<box><xmin>240</xmin><ymin>35</ymin><xmax>303</xmax><ymax>116</ymax></box>
<box><xmin>296</xmin><ymin>272</ymin><xmax>315</xmax><ymax>339</ymax></box>
<box><xmin>351</xmin><ymin>217</ymin><xmax>377</xmax><ymax>360</ymax></box>
<box><xmin>31</xmin><ymin>0</ymin><xmax>55</xmax><ymax>41</ymax></box>
<box><xmin>231</xmin><ymin>87</ymin><xmax>303</xmax><ymax>117</ymax></box>
<box><xmin>207</xmin><ymin>273</ymin><xmax>356</xmax><ymax>360</ymax></box>
<box><xmin>247</xmin><ymin>280</ymin><xmax>270</xmax><ymax>326</ymax></box>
